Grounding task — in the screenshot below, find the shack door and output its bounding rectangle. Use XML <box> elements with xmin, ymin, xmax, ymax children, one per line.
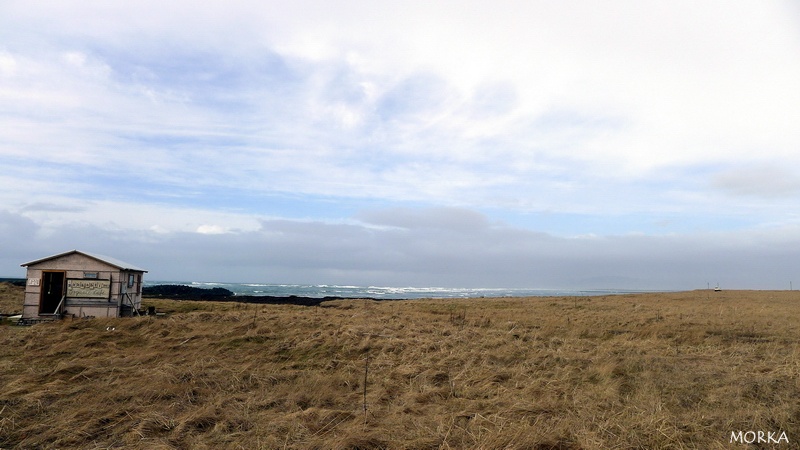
<box><xmin>40</xmin><ymin>271</ymin><xmax>65</xmax><ymax>314</ymax></box>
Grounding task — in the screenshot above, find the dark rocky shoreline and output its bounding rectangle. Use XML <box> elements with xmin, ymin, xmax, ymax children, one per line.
<box><xmin>0</xmin><ymin>278</ymin><xmax>26</xmax><ymax>287</ymax></box>
<box><xmin>142</xmin><ymin>284</ymin><xmax>373</xmax><ymax>306</ymax></box>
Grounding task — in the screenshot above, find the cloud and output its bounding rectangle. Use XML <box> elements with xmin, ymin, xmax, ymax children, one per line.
<box><xmin>196</xmin><ymin>225</ymin><xmax>231</xmax><ymax>235</ymax></box>
<box><xmin>18</xmin><ymin>202</ymin><xmax>86</xmax><ymax>213</ymax></box>
<box><xmin>1</xmin><ymin>2</ymin><xmax>799</xmax><ymax>289</ymax></box>
<box><xmin>3</xmin><ymin>207</ymin><xmax>799</xmax><ymax>290</ymax></box>
<box><xmin>712</xmin><ymin>165</ymin><xmax>800</xmax><ymax>198</ymax></box>
<box><xmin>3</xmin><ymin>1</ymin><xmax>797</xmax><ymax>178</ymax></box>
<box><xmin>356</xmin><ymin>207</ymin><xmax>491</xmax><ymax>232</ymax></box>
<box><xmin>0</xmin><ymin>210</ymin><xmax>38</xmax><ymax>242</ymax></box>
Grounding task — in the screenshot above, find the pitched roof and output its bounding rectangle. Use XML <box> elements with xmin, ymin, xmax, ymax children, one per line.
<box><xmin>21</xmin><ymin>250</ymin><xmax>148</xmax><ymax>272</ymax></box>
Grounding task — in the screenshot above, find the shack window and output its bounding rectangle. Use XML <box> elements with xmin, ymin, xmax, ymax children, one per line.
<box><xmin>128</xmin><ymin>274</ymin><xmax>135</xmax><ymax>287</ymax></box>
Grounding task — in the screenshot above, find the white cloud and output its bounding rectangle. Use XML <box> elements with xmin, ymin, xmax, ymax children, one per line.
<box><xmin>196</xmin><ymin>224</ymin><xmax>230</xmax><ymax>235</ymax></box>
<box><xmin>1</xmin><ymin>1</ymin><xmax>799</xmax><ymax>287</ymax></box>
<box><xmin>0</xmin><ymin>50</ymin><xmax>17</xmax><ymax>76</ymax></box>
<box><xmin>3</xmin><ymin>1</ymin><xmax>798</xmax><ymax>179</ymax></box>
<box><xmin>6</xmin><ymin>196</ymin><xmax>263</xmax><ymax>236</ymax></box>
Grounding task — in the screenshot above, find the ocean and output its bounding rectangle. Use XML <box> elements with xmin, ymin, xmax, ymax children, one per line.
<box><xmin>144</xmin><ymin>281</ymin><xmax>660</xmax><ymax>299</ymax></box>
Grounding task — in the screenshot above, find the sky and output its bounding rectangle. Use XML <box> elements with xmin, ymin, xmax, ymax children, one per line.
<box><xmin>1</xmin><ymin>1</ymin><xmax>799</xmax><ymax>290</ymax></box>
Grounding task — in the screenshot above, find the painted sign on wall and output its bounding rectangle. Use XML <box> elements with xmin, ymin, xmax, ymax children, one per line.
<box><xmin>67</xmin><ymin>279</ymin><xmax>110</xmax><ymax>298</ymax></box>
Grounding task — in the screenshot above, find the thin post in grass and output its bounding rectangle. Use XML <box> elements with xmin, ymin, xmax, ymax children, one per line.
<box><xmin>363</xmin><ymin>356</ymin><xmax>370</xmax><ymax>426</ymax></box>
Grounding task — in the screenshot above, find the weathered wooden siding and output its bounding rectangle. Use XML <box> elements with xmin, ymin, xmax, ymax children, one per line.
<box><xmin>22</xmin><ymin>252</ymin><xmax>144</xmax><ymax>319</ymax></box>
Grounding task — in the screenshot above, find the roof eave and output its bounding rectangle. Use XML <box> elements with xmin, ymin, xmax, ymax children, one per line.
<box><xmin>21</xmin><ymin>250</ymin><xmax>148</xmax><ymax>272</ymax></box>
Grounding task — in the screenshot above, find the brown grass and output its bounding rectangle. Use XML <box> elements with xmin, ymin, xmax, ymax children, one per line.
<box><xmin>0</xmin><ymin>282</ymin><xmax>23</xmax><ymax>315</ymax></box>
<box><xmin>1</xmin><ymin>284</ymin><xmax>799</xmax><ymax>449</ymax></box>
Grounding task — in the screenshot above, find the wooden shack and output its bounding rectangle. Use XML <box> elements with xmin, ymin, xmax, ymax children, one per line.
<box><xmin>21</xmin><ymin>250</ymin><xmax>147</xmax><ymax>320</ymax></box>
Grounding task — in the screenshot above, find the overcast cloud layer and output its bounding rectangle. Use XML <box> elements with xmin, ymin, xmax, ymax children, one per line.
<box><xmin>2</xmin><ymin>1</ymin><xmax>799</xmax><ymax>289</ymax></box>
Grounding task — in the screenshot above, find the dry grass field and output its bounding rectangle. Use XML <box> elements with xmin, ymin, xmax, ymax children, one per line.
<box><xmin>0</xmin><ymin>282</ymin><xmax>23</xmax><ymax>315</ymax></box>
<box><xmin>1</xmin><ymin>283</ymin><xmax>799</xmax><ymax>449</ymax></box>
